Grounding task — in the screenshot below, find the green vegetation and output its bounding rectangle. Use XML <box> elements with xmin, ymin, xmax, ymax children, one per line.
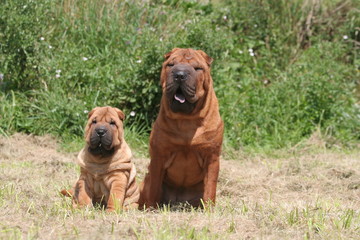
<box><xmin>1</xmin><ymin>0</ymin><xmax>359</xmax><ymax>153</ymax></box>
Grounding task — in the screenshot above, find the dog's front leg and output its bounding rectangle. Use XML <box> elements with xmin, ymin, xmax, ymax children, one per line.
<box><xmin>139</xmin><ymin>156</ymin><xmax>166</xmax><ymax>209</ymax></box>
<box><xmin>73</xmin><ymin>174</ymin><xmax>93</xmax><ymax>208</ymax></box>
<box><xmin>106</xmin><ymin>172</ymin><xmax>127</xmax><ymax>212</ymax></box>
<box><xmin>202</xmin><ymin>154</ymin><xmax>220</xmax><ymax>208</ymax></box>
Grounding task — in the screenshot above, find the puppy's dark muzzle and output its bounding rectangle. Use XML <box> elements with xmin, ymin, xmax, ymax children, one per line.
<box><xmin>95</xmin><ymin>126</ymin><xmax>107</xmax><ymax>137</ymax></box>
<box><xmin>89</xmin><ymin>125</ymin><xmax>113</xmax><ymax>151</ymax></box>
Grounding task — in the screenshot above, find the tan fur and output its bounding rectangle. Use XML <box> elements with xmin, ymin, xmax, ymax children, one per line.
<box><xmin>61</xmin><ymin>106</ymin><xmax>139</xmax><ymax>211</ymax></box>
<box><xmin>139</xmin><ymin>48</ymin><xmax>223</xmax><ymax>208</ymax></box>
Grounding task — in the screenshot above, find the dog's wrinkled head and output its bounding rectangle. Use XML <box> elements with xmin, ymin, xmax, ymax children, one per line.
<box><xmin>84</xmin><ymin>106</ymin><xmax>125</xmax><ymax>156</ymax></box>
<box><xmin>161</xmin><ymin>48</ymin><xmax>213</xmax><ymax>114</ymax></box>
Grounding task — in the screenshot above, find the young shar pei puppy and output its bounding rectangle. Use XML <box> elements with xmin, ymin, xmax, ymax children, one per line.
<box><xmin>62</xmin><ymin>106</ymin><xmax>139</xmax><ymax>211</ymax></box>
<box><xmin>140</xmin><ymin>48</ymin><xmax>224</xmax><ymax>208</ymax></box>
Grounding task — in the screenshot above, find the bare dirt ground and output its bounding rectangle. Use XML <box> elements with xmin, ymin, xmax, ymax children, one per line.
<box><xmin>1</xmin><ymin>133</ymin><xmax>360</xmax><ymax>239</ymax></box>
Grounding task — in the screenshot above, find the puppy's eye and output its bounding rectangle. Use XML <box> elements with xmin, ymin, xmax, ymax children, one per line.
<box><xmin>110</xmin><ymin>121</ymin><xmax>116</xmax><ymax>127</ymax></box>
<box><xmin>167</xmin><ymin>63</ymin><xmax>174</xmax><ymax>67</ymax></box>
<box><xmin>194</xmin><ymin>67</ymin><xmax>203</xmax><ymax>71</ymax></box>
<box><xmin>92</xmin><ymin>119</ymin><xmax>97</xmax><ymax>124</ymax></box>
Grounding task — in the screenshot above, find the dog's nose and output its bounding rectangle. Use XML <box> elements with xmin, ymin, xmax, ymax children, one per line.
<box><xmin>95</xmin><ymin>126</ymin><xmax>107</xmax><ymax>137</ymax></box>
<box><xmin>173</xmin><ymin>71</ymin><xmax>187</xmax><ymax>82</ymax></box>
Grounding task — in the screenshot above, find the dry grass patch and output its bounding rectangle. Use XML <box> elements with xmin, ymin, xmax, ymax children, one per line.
<box><xmin>1</xmin><ymin>134</ymin><xmax>360</xmax><ymax>239</ymax></box>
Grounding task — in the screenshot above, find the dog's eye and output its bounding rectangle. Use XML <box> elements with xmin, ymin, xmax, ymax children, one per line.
<box><xmin>167</xmin><ymin>63</ymin><xmax>174</xmax><ymax>67</ymax></box>
<box><xmin>110</xmin><ymin>121</ymin><xmax>116</xmax><ymax>127</ymax></box>
<box><xmin>194</xmin><ymin>67</ymin><xmax>203</xmax><ymax>71</ymax></box>
<box><xmin>92</xmin><ymin>119</ymin><xmax>97</xmax><ymax>124</ymax></box>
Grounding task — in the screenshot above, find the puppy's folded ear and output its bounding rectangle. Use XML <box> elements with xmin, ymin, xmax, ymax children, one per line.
<box><xmin>114</xmin><ymin>108</ymin><xmax>125</xmax><ymax>121</ymax></box>
<box><xmin>88</xmin><ymin>107</ymin><xmax>99</xmax><ymax>119</ymax></box>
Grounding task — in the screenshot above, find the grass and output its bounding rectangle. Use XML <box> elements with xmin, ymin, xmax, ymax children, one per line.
<box><xmin>1</xmin><ymin>134</ymin><xmax>360</xmax><ymax>239</ymax></box>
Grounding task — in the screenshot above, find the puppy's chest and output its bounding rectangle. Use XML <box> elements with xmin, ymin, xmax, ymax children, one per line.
<box><xmin>87</xmin><ymin>173</ymin><xmax>111</xmax><ymax>199</ymax></box>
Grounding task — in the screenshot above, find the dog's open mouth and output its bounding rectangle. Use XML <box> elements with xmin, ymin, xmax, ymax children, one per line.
<box><xmin>174</xmin><ymin>88</ymin><xmax>186</xmax><ymax>104</ymax></box>
<box><xmin>167</xmin><ymin>83</ymin><xmax>197</xmax><ymax>114</ymax></box>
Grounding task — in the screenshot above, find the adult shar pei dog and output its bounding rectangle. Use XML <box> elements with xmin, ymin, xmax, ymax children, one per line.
<box><xmin>140</xmin><ymin>48</ymin><xmax>223</xmax><ymax>208</ymax></box>
<box><xmin>61</xmin><ymin>106</ymin><xmax>139</xmax><ymax>211</ymax></box>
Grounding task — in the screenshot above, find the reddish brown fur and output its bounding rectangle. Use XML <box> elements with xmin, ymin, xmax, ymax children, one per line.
<box><xmin>139</xmin><ymin>48</ymin><xmax>223</xmax><ymax>208</ymax></box>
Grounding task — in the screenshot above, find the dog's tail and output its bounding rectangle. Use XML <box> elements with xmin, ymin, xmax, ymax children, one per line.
<box><xmin>60</xmin><ymin>189</ymin><xmax>73</xmax><ymax>197</ymax></box>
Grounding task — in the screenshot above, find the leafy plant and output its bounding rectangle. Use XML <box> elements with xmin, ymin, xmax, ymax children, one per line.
<box><xmin>0</xmin><ymin>0</ymin><xmax>359</xmax><ymax>151</ymax></box>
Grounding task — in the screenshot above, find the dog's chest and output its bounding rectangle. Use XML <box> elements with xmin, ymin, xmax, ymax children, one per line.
<box><xmin>164</xmin><ymin>150</ymin><xmax>204</xmax><ymax>187</ymax></box>
<box><xmin>87</xmin><ymin>173</ymin><xmax>110</xmax><ymax>200</ymax></box>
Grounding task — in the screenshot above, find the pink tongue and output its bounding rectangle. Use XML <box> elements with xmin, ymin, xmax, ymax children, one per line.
<box><xmin>174</xmin><ymin>93</ymin><xmax>185</xmax><ymax>103</ymax></box>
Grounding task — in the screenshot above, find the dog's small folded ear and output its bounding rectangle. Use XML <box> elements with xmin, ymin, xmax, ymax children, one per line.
<box><xmin>164</xmin><ymin>48</ymin><xmax>180</xmax><ymax>60</ymax></box>
<box><xmin>197</xmin><ymin>50</ymin><xmax>213</xmax><ymax>66</ymax></box>
<box><xmin>114</xmin><ymin>108</ymin><xmax>125</xmax><ymax>121</ymax></box>
<box><xmin>88</xmin><ymin>107</ymin><xmax>99</xmax><ymax>119</ymax></box>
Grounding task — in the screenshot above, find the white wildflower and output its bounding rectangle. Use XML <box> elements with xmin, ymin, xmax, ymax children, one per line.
<box><xmin>82</xmin><ymin>57</ymin><xmax>88</xmax><ymax>61</ymax></box>
<box><xmin>56</xmin><ymin>69</ymin><xmax>61</xmax><ymax>73</ymax></box>
<box><xmin>55</xmin><ymin>74</ymin><xmax>60</xmax><ymax>78</ymax></box>
<box><xmin>184</xmin><ymin>20</ymin><xmax>192</xmax><ymax>24</ymax></box>
<box><xmin>136</xmin><ymin>59</ymin><xmax>142</xmax><ymax>63</ymax></box>
<box><xmin>130</xmin><ymin>111</ymin><xmax>136</xmax><ymax>117</ymax></box>
<box><xmin>84</xmin><ymin>110</ymin><xmax>89</xmax><ymax>114</ymax></box>
<box><xmin>40</xmin><ymin>37</ymin><xmax>45</xmax><ymax>41</ymax></box>
<box><xmin>49</xmin><ymin>45</ymin><xmax>53</xmax><ymax>49</ymax></box>
<box><xmin>343</xmin><ymin>35</ymin><xmax>349</xmax><ymax>40</ymax></box>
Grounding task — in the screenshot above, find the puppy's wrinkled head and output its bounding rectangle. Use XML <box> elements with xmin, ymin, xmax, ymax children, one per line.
<box><xmin>84</xmin><ymin>106</ymin><xmax>125</xmax><ymax>156</ymax></box>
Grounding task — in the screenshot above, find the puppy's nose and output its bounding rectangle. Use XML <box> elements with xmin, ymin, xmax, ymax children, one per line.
<box><xmin>173</xmin><ymin>71</ymin><xmax>187</xmax><ymax>82</ymax></box>
<box><xmin>95</xmin><ymin>126</ymin><xmax>107</xmax><ymax>137</ymax></box>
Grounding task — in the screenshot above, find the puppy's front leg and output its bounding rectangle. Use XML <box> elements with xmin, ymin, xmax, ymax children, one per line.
<box><xmin>106</xmin><ymin>172</ymin><xmax>127</xmax><ymax>212</ymax></box>
<box><xmin>73</xmin><ymin>174</ymin><xmax>93</xmax><ymax>208</ymax></box>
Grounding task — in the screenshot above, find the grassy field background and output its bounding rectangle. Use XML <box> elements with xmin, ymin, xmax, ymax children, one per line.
<box><xmin>1</xmin><ymin>134</ymin><xmax>360</xmax><ymax>239</ymax></box>
<box><xmin>1</xmin><ymin>0</ymin><xmax>360</xmax><ymax>239</ymax></box>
